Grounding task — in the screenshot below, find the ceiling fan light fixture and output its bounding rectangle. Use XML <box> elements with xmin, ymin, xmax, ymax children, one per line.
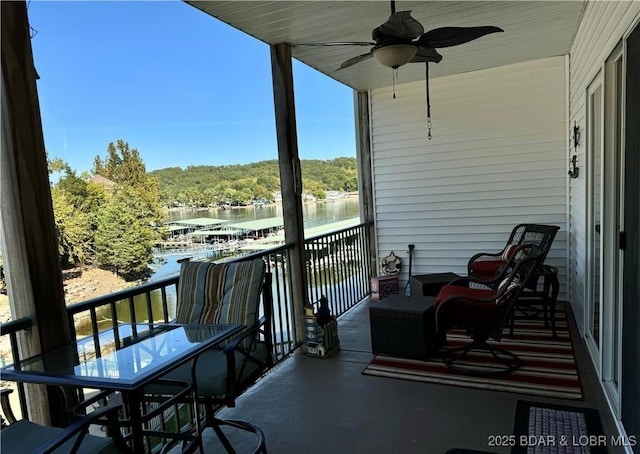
<box><xmin>373</xmin><ymin>44</ymin><xmax>417</xmax><ymax>69</ymax></box>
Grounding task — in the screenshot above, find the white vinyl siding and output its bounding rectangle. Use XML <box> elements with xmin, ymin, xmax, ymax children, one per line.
<box><xmin>370</xmin><ymin>56</ymin><xmax>568</xmax><ymax>295</ymax></box>
<box><xmin>567</xmin><ymin>1</ymin><xmax>640</xmax><ymax>327</ymax></box>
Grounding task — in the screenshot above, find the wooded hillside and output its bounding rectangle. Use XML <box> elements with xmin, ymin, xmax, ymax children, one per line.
<box><xmin>149</xmin><ymin>157</ymin><xmax>357</xmax><ymax>206</ymax></box>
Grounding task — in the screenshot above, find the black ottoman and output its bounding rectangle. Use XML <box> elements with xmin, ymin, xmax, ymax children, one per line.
<box><xmin>369</xmin><ymin>295</ymin><xmax>444</xmax><ymax>361</ymax></box>
<box><xmin>410</xmin><ymin>272</ymin><xmax>461</xmax><ymax>297</ymax></box>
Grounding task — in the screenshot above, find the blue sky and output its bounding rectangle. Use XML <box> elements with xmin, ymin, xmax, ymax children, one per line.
<box><xmin>28</xmin><ymin>1</ymin><xmax>356</xmax><ymax>173</ymax></box>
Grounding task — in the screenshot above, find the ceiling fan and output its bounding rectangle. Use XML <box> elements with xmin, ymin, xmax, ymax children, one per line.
<box><xmin>296</xmin><ymin>1</ymin><xmax>503</xmax><ymax>139</ymax></box>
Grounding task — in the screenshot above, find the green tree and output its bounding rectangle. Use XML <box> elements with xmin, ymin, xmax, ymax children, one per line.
<box><xmin>91</xmin><ymin>140</ymin><xmax>163</xmax><ymax>279</ymax></box>
<box><xmin>56</xmin><ymin>170</ymin><xmax>89</xmax><ymax>208</ymax></box>
<box><xmin>149</xmin><ymin>157</ymin><xmax>357</xmax><ymax>204</ymax></box>
<box><xmin>302</xmin><ymin>179</ymin><xmax>326</xmax><ymax>200</ymax></box>
<box><xmin>93</xmin><ymin>140</ymin><xmax>146</xmax><ymax>186</ymax></box>
<box><xmin>48</xmin><ymin>159</ymin><xmax>105</xmax><ymax>267</ymax></box>
<box><xmin>252</xmin><ymin>184</ymin><xmax>271</xmax><ymax>201</ymax></box>
<box><xmin>48</xmin><ymin>156</ymin><xmax>70</xmax><ymax>174</ymax></box>
<box><xmin>94</xmin><ymin>141</ymin><xmax>144</xmax><ymax>185</ymax></box>
<box><xmin>51</xmin><ymin>187</ymin><xmax>93</xmax><ymax>266</ymax></box>
<box><xmin>256</xmin><ymin>175</ymin><xmax>279</xmax><ymax>193</ymax></box>
<box><xmin>185</xmin><ymin>188</ymin><xmax>202</xmax><ymax>206</ymax></box>
<box><xmin>94</xmin><ymin>188</ymin><xmax>155</xmax><ymax>280</ymax></box>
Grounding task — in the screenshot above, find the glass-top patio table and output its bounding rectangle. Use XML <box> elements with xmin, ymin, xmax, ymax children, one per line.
<box><xmin>1</xmin><ymin>322</ymin><xmax>244</xmax><ymax>452</ymax></box>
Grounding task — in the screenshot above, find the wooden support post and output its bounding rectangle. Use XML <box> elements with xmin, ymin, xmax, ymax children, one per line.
<box><xmin>1</xmin><ymin>1</ymin><xmax>72</xmax><ymax>426</ymax></box>
<box><xmin>355</xmin><ymin>91</ymin><xmax>377</xmax><ymax>274</ymax></box>
<box><xmin>270</xmin><ymin>43</ymin><xmax>308</xmax><ymax>344</ymax></box>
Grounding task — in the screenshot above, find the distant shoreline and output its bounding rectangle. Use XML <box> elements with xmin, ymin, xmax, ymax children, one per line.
<box><xmin>165</xmin><ymin>192</ymin><xmax>358</xmax><ymax>213</ymax></box>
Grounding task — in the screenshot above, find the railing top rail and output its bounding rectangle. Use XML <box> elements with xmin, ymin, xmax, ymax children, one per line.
<box><xmin>66</xmin><ymin>275</ymin><xmax>180</xmax><ymax>315</ymax></box>
<box><xmin>0</xmin><ymin>317</ymin><xmax>33</xmax><ymax>335</ymax></box>
<box><xmin>228</xmin><ymin>243</ymin><xmax>292</xmax><ymax>261</ymax></box>
<box><xmin>304</xmin><ymin>221</ymin><xmax>372</xmax><ymax>243</ymax></box>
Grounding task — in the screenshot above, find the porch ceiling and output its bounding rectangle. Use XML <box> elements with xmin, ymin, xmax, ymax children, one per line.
<box><xmin>186</xmin><ymin>1</ymin><xmax>586</xmax><ymax>91</ymax></box>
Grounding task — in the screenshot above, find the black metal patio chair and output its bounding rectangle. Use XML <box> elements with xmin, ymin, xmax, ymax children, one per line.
<box><xmin>142</xmin><ymin>258</ymin><xmax>273</xmax><ymax>454</ymax></box>
<box><xmin>0</xmin><ymin>388</ymin><xmax>128</xmax><ymax>453</ymax></box>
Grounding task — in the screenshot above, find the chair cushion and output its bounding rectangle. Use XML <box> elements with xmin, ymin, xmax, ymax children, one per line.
<box><xmin>435</xmin><ymin>284</ymin><xmax>496</xmax><ymax>307</ymax></box>
<box><xmin>436</xmin><ymin>296</ymin><xmax>503</xmax><ymax>336</ymax></box>
<box><xmin>176</xmin><ymin>259</ymin><xmax>265</xmax><ymax>326</ymax></box>
<box><xmin>496</xmin><ymin>276</ymin><xmax>521</xmax><ymax>305</ymax></box>
<box><xmin>469</xmin><ymin>260</ymin><xmax>505</xmax><ymax>279</ymax></box>
<box><xmin>1</xmin><ymin>419</ymin><xmax>118</xmax><ymax>454</ymax></box>
<box><xmin>501</xmin><ymin>244</ymin><xmax>519</xmax><ymax>261</ymax></box>
<box><xmin>147</xmin><ymin>343</ymin><xmax>270</xmax><ymax>398</ymax></box>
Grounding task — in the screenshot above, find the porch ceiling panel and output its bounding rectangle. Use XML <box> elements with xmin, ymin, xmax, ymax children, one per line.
<box><xmin>186</xmin><ymin>1</ymin><xmax>585</xmax><ymax>90</ymax></box>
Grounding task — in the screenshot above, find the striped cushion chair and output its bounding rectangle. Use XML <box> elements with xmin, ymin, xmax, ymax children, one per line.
<box><xmin>176</xmin><ymin>259</ymin><xmax>265</xmax><ymax>328</ymax></box>
<box><xmin>147</xmin><ymin>258</ymin><xmax>273</xmax><ymax>454</ymax></box>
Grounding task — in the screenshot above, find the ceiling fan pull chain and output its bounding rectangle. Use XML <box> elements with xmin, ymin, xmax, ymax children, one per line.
<box><xmin>425</xmin><ymin>63</ymin><xmax>432</xmax><ymax>140</ymax></box>
<box><xmin>392</xmin><ymin>68</ymin><xmax>397</xmax><ymax>99</ymax></box>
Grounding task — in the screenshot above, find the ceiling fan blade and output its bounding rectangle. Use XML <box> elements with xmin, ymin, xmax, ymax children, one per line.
<box><xmin>418</xmin><ymin>26</ymin><xmax>503</xmax><ymax>48</ymax></box>
<box><xmin>293</xmin><ymin>42</ymin><xmax>375</xmax><ymax>47</ymax></box>
<box><xmin>374</xmin><ymin>11</ymin><xmax>424</xmax><ymax>41</ymax></box>
<box><xmin>337</xmin><ymin>52</ymin><xmax>374</xmax><ymax>70</ymax></box>
<box><xmin>410</xmin><ymin>47</ymin><xmax>443</xmax><ymax>64</ymax></box>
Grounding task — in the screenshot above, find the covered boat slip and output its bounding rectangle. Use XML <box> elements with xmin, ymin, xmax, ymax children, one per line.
<box><xmin>166</xmin><ymin>216</ymin><xmax>361</xmax><ymax>252</ymax></box>
<box><xmin>165</xmin><ymin>217</ymin><xmax>286</xmax><ymax>243</ymax></box>
<box><xmin>240</xmin><ymin>217</ymin><xmax>361</xmax><ymax>251</ymax></box>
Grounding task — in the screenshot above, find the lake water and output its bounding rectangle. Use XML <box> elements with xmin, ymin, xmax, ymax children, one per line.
<box><xmin>77</xmin><ymin>198</ymin><xmax>361</xmax><ymax>335</ymax></box>
<box><xmin>151</xmin><ymin>198</ymin><xmax>361</xmax><ymax>281</ymax></box>
<box><xmin>165</xmin><ymin>198</ymin><xmax>360</xmax><ymax>229</ymax></box>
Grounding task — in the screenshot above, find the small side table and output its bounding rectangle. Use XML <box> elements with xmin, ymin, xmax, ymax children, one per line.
<box><xmin>409</xmin><ymin>272</ymin><xmax>461</xmax><ymax>297</ymax></box>
<box><xmin>369</xmin><ymin>295</ymin><xmax>444</xmax><ymax>361</ymax></box>
<box><xmin>511</xmin><ymin>265</ymin><xmax>559</xmax><ymax>338</ymax></box>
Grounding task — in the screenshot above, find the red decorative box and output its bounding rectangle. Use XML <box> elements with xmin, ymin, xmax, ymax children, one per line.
<box><xmin>371</xmin><ymin>275</ymin><xmax>399</xmax><ymax>301</ymax></box>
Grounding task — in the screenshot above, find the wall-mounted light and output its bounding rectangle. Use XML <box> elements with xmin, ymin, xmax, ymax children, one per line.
<box><xmin>568</xmin><ymin>121</ymin><xmax>580</xmax><ymax>179</ymax></box>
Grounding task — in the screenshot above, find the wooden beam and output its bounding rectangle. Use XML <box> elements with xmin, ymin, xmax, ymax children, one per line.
<box><xmin>270</xmin><ymin>43</ymin><xmax>308</xmax><ymax>344</ymax></box>
<box><xmin>1</xmin><ymin>1</ymin><xmax>71</xmax><ymax>426</ymax></box>
<box><xmin>355</xmin><ymin>91</ymin><xmax>377</xmax><ymax>274</ymax></box>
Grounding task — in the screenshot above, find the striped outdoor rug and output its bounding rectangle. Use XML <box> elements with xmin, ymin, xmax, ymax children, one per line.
<box><xmin>362</xmin><ymin>305</ymin><xmax>583</xmax><ymax>399</ymax></box>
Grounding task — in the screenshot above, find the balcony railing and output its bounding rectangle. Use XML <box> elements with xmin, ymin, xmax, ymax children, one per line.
<box><xmin>1</xmin><ymin>221</ymin><xmax>373</xmax><ymax>423</ymax></box>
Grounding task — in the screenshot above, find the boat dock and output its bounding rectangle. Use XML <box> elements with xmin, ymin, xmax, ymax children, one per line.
<box><xmin>156</xmin><ymin>217</ymin><xmax>360</xmax><ymax>257</ymax></box>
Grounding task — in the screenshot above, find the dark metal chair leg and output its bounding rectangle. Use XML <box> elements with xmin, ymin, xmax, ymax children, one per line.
<box><xmin>211</xmin><ymin>419</ymin><xmax>238</xmax><ymax>454</ymax></box>
<box><xmin>548</xmin><ymin>271</ymin><xmax>559</xmax><ymax>338</ymax></box>
<box><xmin>210</xmin><ymin>417</ymin><xmax>267</xmax><ymax>454</ymax></box>
<box><xmin>444</xmin><ymin>338</ymin><xmax>521</xmax><ymax>376</ymax></box>
<box><xmin>0</xmin><ymin>389</ymin><xmax>17</xmax><ymax>425</ymax></box>
<box><xmin>509</xmin><ymin>307</ymin><xmax>515</xmax><ymax>338</ymax></box>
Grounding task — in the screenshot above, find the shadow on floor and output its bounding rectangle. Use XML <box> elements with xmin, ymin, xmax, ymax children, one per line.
<box><xmin>201</xmin><ymin>298</ymin><xmax>622</xmax><ymax>454</ymax></box>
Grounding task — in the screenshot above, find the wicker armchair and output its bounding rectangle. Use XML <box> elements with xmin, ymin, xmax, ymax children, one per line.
<box><xmin>467</xmin><ymin>224</ymin><xmax>559</xmax><ymax>287</ymax></box>
<box><xmin>435</xmin><ymin>247</ymin><xmax>542</xmax><ymax>375</ymax></box>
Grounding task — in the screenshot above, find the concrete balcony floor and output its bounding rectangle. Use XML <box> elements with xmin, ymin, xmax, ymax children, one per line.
<box><xmin>200</xmin><ymin>298</ymin><xmax>623</xmax><ymax>454</ymax></box>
